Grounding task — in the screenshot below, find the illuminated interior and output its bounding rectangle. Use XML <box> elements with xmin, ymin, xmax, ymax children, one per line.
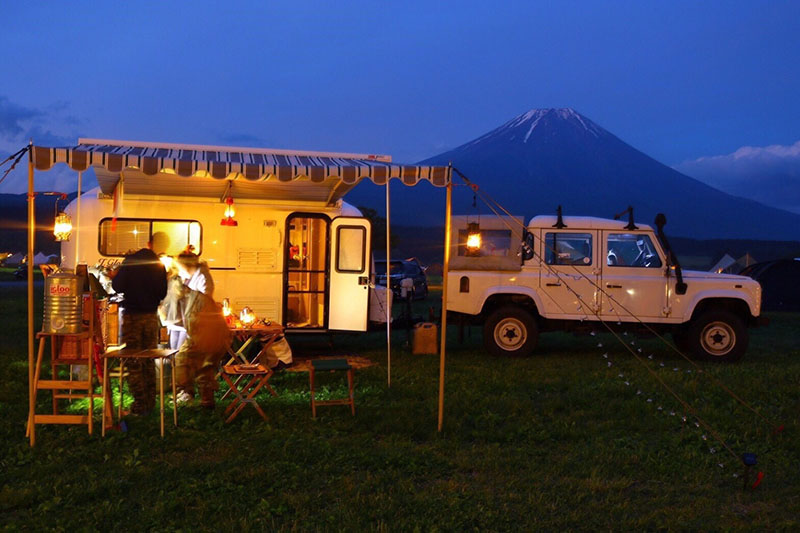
<box><xmin>286</xmin><ymin>215</ymin><xmax>328</xmax><ymax>328</ymax></box>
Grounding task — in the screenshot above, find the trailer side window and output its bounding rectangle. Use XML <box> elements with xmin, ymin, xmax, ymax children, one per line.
<box><xmin>336</xmin><ymin>226</ymin><xmax>366</xmax><ymax>272</ymax></box>
<box><xmin>544</xmin><ymin>232</ymin><xmax>593</xmax><ymax>266</ymax></box>
<box><xmin>99</xmin><ymin>218</ymin><xmax>202</xmax><ymax>257</ymax></box>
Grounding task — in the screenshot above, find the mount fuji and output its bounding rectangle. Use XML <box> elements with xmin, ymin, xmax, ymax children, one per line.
<box><xmin>347</xmin><ymin>108</ymin><xmax>800</xmax><ymax>240</ymax></box>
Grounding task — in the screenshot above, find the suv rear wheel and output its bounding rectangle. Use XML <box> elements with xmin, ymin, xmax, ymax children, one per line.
<box><xmin>687</xmin><ymin>310</ymin><xmax>748</xmax><ymax>363</ymax></box>
<box><xmin>483</xmin><ymin>306</ymin><xmax>539</xmax><ymax>357</ymax></box>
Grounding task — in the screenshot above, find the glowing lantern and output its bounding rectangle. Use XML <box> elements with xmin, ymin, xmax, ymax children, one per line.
<box><xmin>240</xmin><ymin>306</ymin><xmax>255</xmax><ymax>325</ymax></box>
<box><xmin>222</xmin><ymin>298</ymin><xmax>235</xmax><ymax>326</ymax></box>
<box><xmin>220</xmin><ymin>196</ymin><xmax>238</xmax><ymax>226</ymax></box>
<box><xmin>466</xmin><ymin>222</ymin><xmax>481</xmax><ymax>254</ymax></box>
<box><xmin>54</xmin><ymin>212</ymin><xmax>72</xmax><ymax>242</ymax></box>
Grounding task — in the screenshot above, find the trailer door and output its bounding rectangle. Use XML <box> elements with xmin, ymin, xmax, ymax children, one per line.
<box><xmin>328</xmin><ymin>217</ymin><xmax>371</xmax><ymax>331</ymax></box>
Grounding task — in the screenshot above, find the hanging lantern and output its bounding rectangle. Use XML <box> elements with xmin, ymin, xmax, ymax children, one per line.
<box><xmin>220</xmin><ymin>196</ymin><xmax>238</xmax><ymax>226</ymax></box>
<box><xmin>54</xmin><ymin>212</ymin><xmax>73</xmax><ymax>242</ymax></box>
<box><xmin>466</xmin><ymin>221</ymin><xmax>481</xmax><ymax>255</ymax></box>
<box><xmin>239</xmin><ymin>306</ymin><xmax>255</xmax><ymax>325</ymax></box>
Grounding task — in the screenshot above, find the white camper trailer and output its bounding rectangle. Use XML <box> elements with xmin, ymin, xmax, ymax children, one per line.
<box><xmin>37</xmin><ymin>138</ymin><xmax>454</xmax><ymax>335</ymax></box>
<box><xmin>61</xmin><ymin>188</ymin><xmax>373</xmax><ymax>332</ymax></box>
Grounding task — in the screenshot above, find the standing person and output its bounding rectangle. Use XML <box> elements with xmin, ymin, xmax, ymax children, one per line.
<box><xmin>159</xmin><ymin>267</ymin><xmax>187</xmax><ymax>351</ymax></box>
<box><xmin>174</xmin><ymin>252</ymin><xmax>230</xmax><ymax>408</ymax></box>
<box><xmin>110</xmin><ymin>232</ymin><xmax>169</xmax><ymax>415</ymax></box>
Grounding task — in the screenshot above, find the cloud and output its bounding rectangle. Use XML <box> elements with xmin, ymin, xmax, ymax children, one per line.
<box><xmin>0</xmin><ymin>96</ymin><xmax>41</xmax><ymax>139</ymax></box>
<box><xmin>0</xmin><ymin>95</ymin><xmax>83</xmax><ymax>193</ymax></box>
<box><xmin>24</xmin><ymin>125</ymin><xmax>73</xmax><ymax>147</ymax></box>
<box><xmin>675</xmin><ymin>141</ymin><xmax>800</xmax><ymax>214</ymax></box>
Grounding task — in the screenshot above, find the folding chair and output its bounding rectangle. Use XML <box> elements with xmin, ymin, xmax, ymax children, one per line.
<box><xmin>309</xmin><ymin>358</ymin><xmax>355</xmax><ymax>418</ymax></box>
<box><xmin>221</xmin><ymin>364</ymin><xmax>273</xmax><ymax>423</ymax></box>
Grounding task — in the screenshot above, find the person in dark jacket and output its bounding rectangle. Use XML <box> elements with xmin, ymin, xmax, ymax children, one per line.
<box><xmin>111</xmin><ymin>232</ymin><xmax>169</xmax><ymax>415</ymax></box>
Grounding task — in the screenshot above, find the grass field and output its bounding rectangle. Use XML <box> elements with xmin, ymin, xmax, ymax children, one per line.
<box><xmin>0</xmin><ymin>266</ymin><xmax>41</xmax><ymax>283</ymax></box>
<box><xmin>1</xmin><ymin>282</ymin><xmax>798</xmax><ymax>530</ymax></box>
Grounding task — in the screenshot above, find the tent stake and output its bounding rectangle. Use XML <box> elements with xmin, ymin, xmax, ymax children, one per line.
<box><xmin>438</xmin><ymin>176</ymin><xmax>452</xmax><ymax>432</ymax></box>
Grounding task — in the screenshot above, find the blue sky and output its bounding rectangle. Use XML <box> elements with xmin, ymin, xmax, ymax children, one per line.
<box><xmin>1</xmin><ymin>0</ymin><xmax>799</xmax><ymax>202</ymax></box>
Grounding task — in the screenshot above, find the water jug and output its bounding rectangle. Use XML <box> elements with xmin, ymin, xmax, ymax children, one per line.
<box><xmin>43</xmin><ymin>271</ymin><xmax>84</xmax><ymax>334</ymax></box>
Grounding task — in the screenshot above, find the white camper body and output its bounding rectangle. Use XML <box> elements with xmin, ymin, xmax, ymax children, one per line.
<box><xmin>61</xmin><ymin>188</ymin><xmax>374</xmax><ymax>333</ymax></box>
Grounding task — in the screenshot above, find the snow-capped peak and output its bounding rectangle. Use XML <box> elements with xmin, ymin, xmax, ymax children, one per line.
<box><xmin>460</xmin><ymin>108</ymin><xmax>602</xmax><ymax>150</ymax></box>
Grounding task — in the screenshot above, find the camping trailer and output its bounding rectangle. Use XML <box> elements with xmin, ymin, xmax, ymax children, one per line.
<box><xmin>61</xmin><ymin>186</ymin><xmax>376</xmax><ymax>332</ymax></box>
<box><xmin>42</xmin><ymin>137</ymin><xmax>447</xmax><ymax>334</ymax></box>
<box><xmin>31</xmin><ymin>138</ymin><xmax>448</xmax><ymax>333</ymax></box>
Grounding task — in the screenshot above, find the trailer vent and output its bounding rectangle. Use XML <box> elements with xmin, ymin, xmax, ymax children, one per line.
<box><xmin>237</xmin><ymin>249</ymin><xmax>277</xmax><ymax>270</ymax></box>
<box><xmin>234</xmin><ymin>297</ymin><xmax>279</xmax><ymax>321</ymax></box>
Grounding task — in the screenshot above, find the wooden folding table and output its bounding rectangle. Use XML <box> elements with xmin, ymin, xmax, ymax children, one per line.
<box><xmin>101</xmin><ymin>347</ymin><xmax>177</xmax><ymax>437</ymax></box>
<box><xmin>220</xmin><ymin>324</ymin><xmax>283</xmax><ymax>400</ymax></box>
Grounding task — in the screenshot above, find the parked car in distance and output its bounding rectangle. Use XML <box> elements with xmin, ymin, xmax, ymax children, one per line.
<box><xmin>375</xmin><ymin>258</ymin><xmax>428</xmax><ymax>300</ymax></box>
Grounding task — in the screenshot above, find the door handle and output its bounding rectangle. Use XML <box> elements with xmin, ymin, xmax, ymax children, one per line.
<box><xmin>546</xmin><ymin>282</ymin><xmax>562</xmax><ymax>287</ymax></box>
<box><xmin>606</xmin><ymin>284</ymin><xmax>622</xmax><ymax>289</ymax></box>
<box><xmin>358</xmin><ymin>276</ymin><xmax>369</xmax><ymax>286</ymax></box>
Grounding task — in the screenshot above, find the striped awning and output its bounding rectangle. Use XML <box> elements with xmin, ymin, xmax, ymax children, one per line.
<box><xmin>31</xmin><ymin>141</ymin><xmax>450</xmax><ymax>187</ymax></box>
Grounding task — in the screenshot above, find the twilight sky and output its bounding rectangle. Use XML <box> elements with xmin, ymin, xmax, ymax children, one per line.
<box><xmin>1</xmin><ymin>1</ymin><xmax>799</xmax><ymax>210</ymax></box>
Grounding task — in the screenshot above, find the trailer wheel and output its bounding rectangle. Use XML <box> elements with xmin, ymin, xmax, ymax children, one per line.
<box><xmin>687</xmin><ymin>310</ymin><xmax>748</xmax><ymax>363</ymax></box>
<box><xmin>483</xmin><ymin>306</ymin><xmax>538</xmax><ymax>357</ymax></box>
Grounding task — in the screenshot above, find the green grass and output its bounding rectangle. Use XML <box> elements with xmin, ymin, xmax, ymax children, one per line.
<box><xmin>1</xmin><ymin>283</ymin><xmax>799</xmax><ymax>530</ymax></box>
<box><xmin>0</xmin><ymin>266</ymin><xmax>43</xmax><ymax>283</ymax></box>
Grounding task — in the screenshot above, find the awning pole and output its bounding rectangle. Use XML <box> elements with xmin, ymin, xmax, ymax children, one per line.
<box><xmin>75</xmin><ymin>171</ymin><xmax>82</xmax><ymax>268</ymax></box>
<box><xmin>438</xmin><ymin>175</ymin><xmax>453</xmax><ymax>432</ymax></box>
<box><xmin>26</xmin><ymin>141</ymin><xmax>35</xmax><ymax>446</ymax></box>
<box><xmin>386</xmin><ymin>179</ymin><xmax>391</xmax><ymax>387</ymax></box>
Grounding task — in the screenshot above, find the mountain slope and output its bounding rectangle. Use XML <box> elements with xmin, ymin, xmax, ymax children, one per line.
<box><xmin>348</xmin><ymin>108</ymin><xmax>800</xmax><ymax>240</ymax></box>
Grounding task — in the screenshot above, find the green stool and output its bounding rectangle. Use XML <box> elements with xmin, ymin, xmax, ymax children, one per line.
<box><xmin>309</xmin><ymin>359</ymin><xmax>355</xmax><ymax>418</ymax></box>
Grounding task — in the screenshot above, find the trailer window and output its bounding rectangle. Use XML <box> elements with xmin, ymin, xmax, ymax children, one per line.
<box><xmin>336</xmin><ymin>226</ymin><xmax>366</xmax><ymax>273</ymax></box>
<box><xmin>99</xmin><ymin>218</ymin><xmax>202</xmax><ymax>257</ymax></box>
<box><xmin>545</xmin><ymin>232</ymin><xmax>593</xmax><ymax>265</ymax></box>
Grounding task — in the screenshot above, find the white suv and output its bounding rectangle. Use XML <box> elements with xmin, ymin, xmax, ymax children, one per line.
<box><xmin>447</xmin><ymin>214</ymin><xmax>764</xmax><ymax>363</ymax></box>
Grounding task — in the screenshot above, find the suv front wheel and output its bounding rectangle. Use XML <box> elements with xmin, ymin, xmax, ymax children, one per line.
<box><xmin>483</xmin><ymin>306</ymin><xmax>539</xmax><ymax>357</ymax></box>
<box><xmin>686</xmin><ymin>310</ymin><xmax>748</xmax><ymax>363</ymax></box>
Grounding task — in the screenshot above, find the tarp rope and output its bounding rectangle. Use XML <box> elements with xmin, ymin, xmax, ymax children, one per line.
<box><xmin>0</xmin><ymin>145</ymin><xmax>30</xmax><ymax>186</ymax></box>
<box><xmin>451</xmin><ymin>167</ymin><xmax>779</xmax><ymax>471</ymax></box>
<box><xmin>452</xmin><ymin>166</ymin><xmax>784</xmax><ymax>435</ymax></box>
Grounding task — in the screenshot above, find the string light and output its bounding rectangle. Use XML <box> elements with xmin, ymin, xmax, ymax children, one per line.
<box><xmin>595</xmin><ymin>336</ymin><xmax>746</xmax><ymax>479</ymax></box>
<box><xmin>454</xmin><ymin>167</ymin><xmax>769</xmax><ymax>483</ymax></box>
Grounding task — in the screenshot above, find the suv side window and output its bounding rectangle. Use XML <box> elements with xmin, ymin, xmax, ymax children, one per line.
<box><xmin>545</xmin><ymin>233</ymin><xmax>593</xmax><ymax>266</ymax></box>
<box><xmin>607</xmin><ymin>233</ymin><xmax>662</xmax><ymax>268</ymax></box>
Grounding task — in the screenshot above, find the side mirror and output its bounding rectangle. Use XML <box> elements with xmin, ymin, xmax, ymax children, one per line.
<box><xmin>521</xmin><ymin>231</ymin><xmax>535</xmax><ymax>261</ymax></box>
